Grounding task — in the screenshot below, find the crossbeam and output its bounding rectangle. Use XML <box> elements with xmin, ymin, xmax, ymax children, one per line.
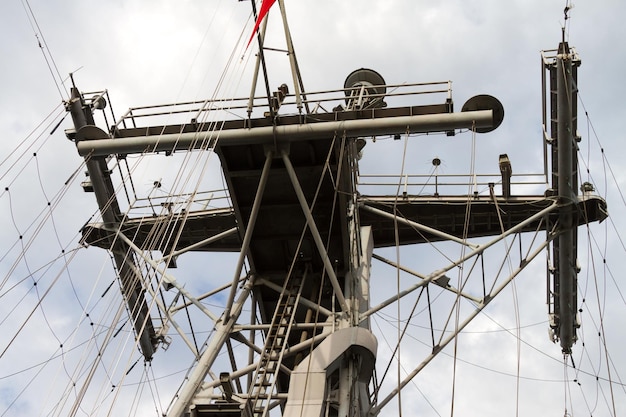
<box><xmin>75</xmin><ymin>110</ymin><xmax>494</xmax><ymax>157</ymax></box>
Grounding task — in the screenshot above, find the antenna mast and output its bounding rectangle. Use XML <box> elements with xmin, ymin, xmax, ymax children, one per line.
<box><xmin>543</xmin><ymin>14</ymin><xmax>584</xmax><ymax>354</ymax></box>
<box><xmin>246</xmin><ymin>0</ymin><xmax>309</xmax><ymax>118</ymax></box>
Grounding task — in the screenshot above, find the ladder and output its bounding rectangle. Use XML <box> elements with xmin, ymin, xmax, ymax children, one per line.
<box><xmin>249</xmin><ymin>273</ymin><xmax>305</xmax><ymax>417</ymax></box>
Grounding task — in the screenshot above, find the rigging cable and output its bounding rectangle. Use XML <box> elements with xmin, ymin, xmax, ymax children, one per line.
<box><xmin>588</xmin><ymin>159</ymin><xmax>618</xmax><ymax>416</ymax></box>
<box><xmin>0</xmin><ymin>148</ymin><xmax>91</xmax><ymax>360</ymax></box>
<box><xmin>0</xmin><ymin>103</ymin><xmax>65</xmax><ymax>181</ymax></box>
<box><xmin>489</xmin><ymin>183</ymin><xmax>523</xmax><ymax>417</ymax></box>
<box><xmin>574</xmin><ymin>84</ymin><xmax>623</xmax><ymax>416</ymax></box>
<box><xmin>19</xmin><ymin>0</ymin><xmax>66</xmax><ymax>100</ymax></box>
<box><xmin>448</xmin><ymin>124</ymin><xmax>479</xmax><ymax>417</ymax></box>
<box><xmin>390</xmin><ymin>130</ymin><xmax>411</xmax><ymax>417</ymax></box>
<box><xmin>382</xmin><ymin>307</ymin><xmax>626</xmax><ymax>387</ymax></box>
<box><xmin>371</xmin><ymin>315</ymin><xmax>442</xmax><ymax>417</ymax></box>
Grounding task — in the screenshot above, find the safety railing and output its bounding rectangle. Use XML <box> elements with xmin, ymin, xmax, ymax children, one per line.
<box><xmin>126</xmin><ymin>188</ymin><xmax>232</xmax><ymax>217</ymax></box>
<box><xmin>110</xmin><ymin>80</ymin><xmax>453</xmax><ymax>130</ymax></box>
<box><xmin>357</xmin><ymin>172</ymin><xmax>548</xmax><ymax>198</ymax></box>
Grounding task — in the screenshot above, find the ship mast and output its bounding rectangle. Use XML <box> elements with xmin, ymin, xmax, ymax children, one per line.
<box><xmin>64</xmin><ymin>2</ymin><xmax>608</xmax><ymax>417</ymax></box>
<box><xmin>66</xmin><ymin>81</ymin><xmax>158</xmax><ymax>362</ymax></box>
<box><xmin>544</xmin><ymin>25</ymin><xmax>584</xmax><ymax>356</ymax></box>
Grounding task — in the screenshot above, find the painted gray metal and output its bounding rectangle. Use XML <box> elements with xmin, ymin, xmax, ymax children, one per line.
<box><xmin>75</xmin><ymin>110</ymin><xmax>494</xmax><ymax>157</ymax></box>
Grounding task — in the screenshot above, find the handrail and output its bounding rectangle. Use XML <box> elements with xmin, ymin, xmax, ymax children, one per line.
<box><xmin>110</xmin><ymin>80</ymin><xmax>453</xmax><ymax>130</ymax></box>
<box><xmin>358</xmin><ymin>172</ymin><xmax>548</xmax><ymax>196</ymax></box>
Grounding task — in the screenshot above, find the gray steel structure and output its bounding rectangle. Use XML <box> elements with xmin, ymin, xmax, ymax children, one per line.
<box><xmin>66</xmin><ymin>6</ymin><xmax>606</xmax><ymax>415</ymax></box>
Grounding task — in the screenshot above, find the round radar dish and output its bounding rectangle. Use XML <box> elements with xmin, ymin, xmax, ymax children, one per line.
<box><xmin>92</xmin><ymin>95</ymin><xmax>107</xmax><ymax>110</ymax></box>
<box><xmin>461</xmin><ymin>94</ymin><xmax>504</xmax><ymax>133</ymax></box>
<box><xmin>344</xmin><ymin>68</ymin><xmax>387</xmax><ymax>95</ymax></box>
<box><xmin>343</xmin><ymin>68</ymin><xmax>387</xmax><ymax>109</ymax></box>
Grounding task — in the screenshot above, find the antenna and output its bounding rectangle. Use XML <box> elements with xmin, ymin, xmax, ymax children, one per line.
<box><xmin>461</xmin><ymin>94</ymin><xmax>504</xmax><ymax>133</ymax></box>
<box><xmin>245</xmin><ymin>0</ymin><xmax>309</xmax><ymax>116</ymax></box>
<box><xmin>343</xmin><ymin>68</ymin><xmax>387</xmax><ymax>110</ymax></box>
<box><xmin>562</xmin><ymin>1</ymin><xmax>574</xmax><ymax>42</ymax></box>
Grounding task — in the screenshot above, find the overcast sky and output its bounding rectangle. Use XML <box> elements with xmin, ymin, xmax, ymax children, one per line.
<box><xmin>1</xmin><ymin>1</ymin><xmax>626</xmax><ymax>417</ymax></box>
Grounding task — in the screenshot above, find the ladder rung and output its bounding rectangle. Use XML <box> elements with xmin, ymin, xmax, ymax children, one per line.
<box><xmin>268</xmin><ymin>328</ymin><xmax>286</xmax><ymax>336</ymax></box>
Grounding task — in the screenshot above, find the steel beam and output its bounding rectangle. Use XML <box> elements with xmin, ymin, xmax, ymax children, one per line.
<box><xmin>224</xmin><ymin>150</ymin><xmax>273</xmax><ymax>321</ymax></box>
<box><xmin>361</xmin><ymin>204</ymin><xmax>479</xmax><ymax>248</ymax></box>
<box><xmin>166</xmin><ymin>278</ymin><xmax>255</xmax><ymax>417</ymax></box>
<box><xmin>369</xmin><ymin>237</ymin><xmax>552</xmax><ymax>416</ymax></box>
<box><xmin>76</xmin><ymin>110</ymin><xmax>494</xmax><ymax>157</ymax></box>
<box><xmin>361</xmin><ymin>200</ymin><xmax>559</xmax><ymax>322</ymax></box>
<box><xmin>68</xmin><ymin>87</ymin><xmax>156</xmax><ymax>360</ymax></box>
<box><xmin>281</xmin><ymin>150</ymin><xmax>350</xmax><ymax>315</ymax></box>
<box><xmin>555</xmin><ymin>43</ymin><xmax>577</xmax><ymax>354</ymax></box>
<box><xmin>117</xmin><ymin>231</ymin><xmax>220</xmax><ymax>323</ymax></box>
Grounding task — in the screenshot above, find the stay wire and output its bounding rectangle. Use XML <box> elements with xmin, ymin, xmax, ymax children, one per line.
<box><xmin>589</xmin><ymin>153</ymin><xmax>618</xmax><ymax>415</ymax></box>
<box><xmin>20</xmin><ymin>0</ymin><xmax>66</xmax><ymax>100</ymax></box>
<box><xmin>449</xmin><ymin>125</ymin><xmax>478</xmax><ymax>417</ymax></box>
<box><xmin>144</xmin><ymin>362</ymin><xmax>164</xmax><ymax>417</ymax></box>
<box><xmin>100</xmin><ymin>14</ymin><xmax>260</xmax><ymax>411</ymax></box>
<box><xmin>0</xmin><ymin>103</ymin><xmax>65</xmax><ymax>180</ymax></box>
<box><xmin>1</xmin><ymin>247</ymin><xmax>101</xmax><ymax>416</ymax></box>
<box><xmin>371</xmin><ymin>315</ymin><xmax>442</xmax><ymax>417</ymax></box>
<box><xmin>386</xmin><ymin>306</ymin><xmax>626</xmax><ymax>387</ymax></box>
<box><xmin>0</xmin><ymin>155</ymin><xmax>87</xmax><ymax>294</ymax></box>
<box><xmin>489</xmin><ymin>184</ymin><xmax>522</xmax><ymax>417</ymax></box>
<box><xmin>575</xmin><ymin>80</ymin><xmax>626</xmax><ymax>208</ymax></box>
<box><xmin>0</xmin><ymin>190</ymin><xmax>68</xmax><ymax>359</ymax></box>
<box><xmin>391</xmin><ymin>130</ymin><xmax>410</xmax><ymax>417</ymax></box>
<box><xmin>132</xmin><ymin>8</ymin><xmax>254</xmax><ymax>279</ymax></box>
<box><xmin>91</xmin><ymin>4</ymin><xmax>245</xmax><ymax>294</ymax></box>
<box><xmin>574</xmin><ymin>83</ymin><xmax>623</xmax><ymax>414</ymax></box>
<box><xmin>6</xmin><ymin>4</ymin><xmax>253</xmax><ymax>415</ymax></box>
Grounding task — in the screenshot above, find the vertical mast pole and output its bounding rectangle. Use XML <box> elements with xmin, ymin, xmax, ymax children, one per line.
<box><xmin>67</xmin><ymin>86</ymin><xmax>156</xmax><ymax>360</ymax></box>
<box><xmin>555</xmin><ymin>40</ymin><xmax>577</xmax><ymax>354</ymax></box>
<box><xmin>277</xmin><ymin>0</ymin><xmax>309</xmax><ymax>114</ymax></box>
<box><xmin>247</xmin><ymin>0</ymin><xmax>274</xmax><ymax>119</ymax></box>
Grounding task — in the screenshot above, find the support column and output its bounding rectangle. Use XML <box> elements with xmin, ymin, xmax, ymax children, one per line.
<box><xmin>281</xmin><ymin>150</ymin><xmax>350</xmax><ymax>315</ymax></box>
<box><xmin>68</xmin><ymin>86</ymin><xmax>156</xmax><ymax>360</ymax></box>
<box><xmin>224</xmin><ymin>150</ymin><xmax>273</xmax><ymax>322</ymax></box>
<box><xmin>555</xmin><ymin>41</ymin><xmax>578</xmax><ymax>354</ymax></box>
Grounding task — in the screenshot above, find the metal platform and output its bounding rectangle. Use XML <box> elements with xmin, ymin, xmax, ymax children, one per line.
<box><xmin>83</xmin><ymin>194</ymin><xmax>607</xmax><ymax>253</ymax></box>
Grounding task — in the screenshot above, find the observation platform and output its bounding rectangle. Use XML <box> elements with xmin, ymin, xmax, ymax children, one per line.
<box><xmin>83</xmin><ymin>193</ymin><xmax>607</xmax><ymax>253</ymax></box>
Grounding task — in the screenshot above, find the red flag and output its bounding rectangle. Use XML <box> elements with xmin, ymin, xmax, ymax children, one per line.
<box><xmin>246</xmin><ymin>0</ymin><xmax>277</xmax><ymax>48</ymax></box>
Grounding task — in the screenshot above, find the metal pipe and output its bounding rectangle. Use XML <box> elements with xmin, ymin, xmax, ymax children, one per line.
<box><xmin>281</xmin><ymin>150</ymin><xmax>350</xmax><ymax>315</ymax></box>
<box><xmin>69</xmin><ymin>87</ymin><xmax>156</xmax><ymax>360</ymax></box>
<box><xmin>361</xmin><ymin>200</ymin><xmax>559</xmax><ymax>322</ymax></box>
<box><xmin>369</xmin><ymin>237</ymin><xmax>552</xmax><ymax>416</ymax></box>
<box><xmin>541</xmin><ymin>52</ymin><xmax>549</xmax><ymax>183</ymax></box>
<box><xmin>77</xmin><ymin>110</ymin><xmax>494</xmax><ymax>157</ymax></box>
<box><xmin>370</xmin><ymin>253</ymin><xmax>482</xmax><ymax>303</ymax></box>
<box><xmin>256</xmin><ymin>277</ymin><xmax>334</xmax><ymax>318</ymax></box>
<box><xmin>247</xmin><ymin>290</ymin><xmax>257</xmax><ymax>392</ymax></box>
<box><xmin>556</xmin><ymin>45</ymin><xmax>577</xmax><ymax>354</ymax></box>
<box><xmin>116</xmin><ymin>231</ymin><xmax>220</xmax><ymax>323</ymax></box>
<box><xmin>277</xmin><ymin>0</ymin><xmax>309</xmax><ymax>114</ymax></box>
<box><xmin>166</xmin><ymin>278</ymin><xmax>255</xmax><ymax>417</ymax></box>
<box><xmin>224</xmin><ymin>150</ymin><xmax>273</xmax><ymax>321</ymax></box>
<box><xmin>246</xmin><ymin>0</ymin><xmax>273</xmax><ymax>119</ymax></box>
<box><xmin>360</xmin><ymin>204</ymin><xmax>480</xmax><ymax>249</ymax></box>
<box><xmin>168</xmin><ymin>227</ymin><xmax>238</xmax><ymax>258</ymax></box>
<box><xmin>233</xmin><ymin>323</ymin><xmax>332</xmax><ymax>331</ymax></box>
